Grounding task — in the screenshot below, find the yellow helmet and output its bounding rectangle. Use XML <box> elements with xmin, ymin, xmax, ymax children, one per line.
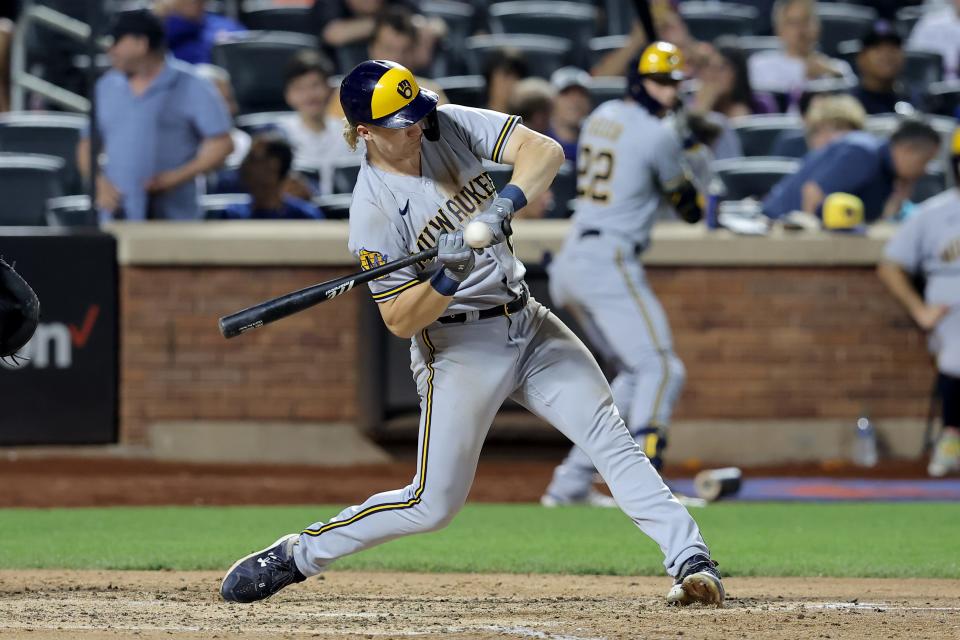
<box><xmin>638</xmin><ymin>42</ymin><xmax>685</xmax><ymax>81</ymax></box>
<box><xmin>822</xmin><ymin>192</ymin><xmax>865</xmax><ymax>230</ymax></box>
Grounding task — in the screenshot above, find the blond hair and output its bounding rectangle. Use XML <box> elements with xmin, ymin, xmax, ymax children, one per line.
<box><xmin>343</xmin><ymin>119</ymin><xmax>361</xmax><ymax>152</ymax></box>
<box><xmin>806</xmin><ymin>94</ymin><xmax>867</xmax><ymax>133</ymax></box>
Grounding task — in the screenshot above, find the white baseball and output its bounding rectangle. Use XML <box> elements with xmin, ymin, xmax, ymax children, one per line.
<box><xmin>464</xmin><ymin>221</ymin><xmax>492</xmax><ymax>249</ymax></box>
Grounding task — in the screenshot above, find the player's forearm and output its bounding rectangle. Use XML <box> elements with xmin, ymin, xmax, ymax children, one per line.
<box><xmin>378</xmin><ymin>280</ymin><xmax>452</xmax><ymax>339</ymax></box>
<box><xmin>877</xmin><ymin>261</ymin><xmax>925</xmax><ymax>316</ymax></box>
<box><xmin>507</xmin><ymin>135</ymin><xmax>564</xmax><ymax>201</ymax></box>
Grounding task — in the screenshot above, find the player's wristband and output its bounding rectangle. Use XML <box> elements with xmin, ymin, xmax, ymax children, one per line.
<box><xmin>430</xmin><ymin>268</ymin><xmax>460</xmax><ymax>296</ymax></box>
<box><xmin>499</xmin><ymin>184</ymin><xmax>527</xmax><ymax>212</ymax></box>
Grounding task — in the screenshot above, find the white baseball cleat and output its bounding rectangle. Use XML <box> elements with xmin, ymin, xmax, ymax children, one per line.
<box><xmin>540</xmin><ymin>489</ymin><xmax>617</xmax><ymax>508</ymax></box>
<box><xmin>665</xmin><ymin>555</ymin><xmax>725</xmax><ymax>607</ymax></box>
<box><xmin>928</xmin><ymin>429</ymin><xmax>960</xmax><ymax>477</ymax></box>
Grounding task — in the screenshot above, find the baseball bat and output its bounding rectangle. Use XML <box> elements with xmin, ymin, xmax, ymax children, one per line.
<box><xmin>219</xmin><ymin>246</ymin><xmax>438</xmax><ymax>338</ymax></box>
<box><xmin>632</xmin><ymin>0</ymin><xmax>657</xmax><ymax>42</ymax></box>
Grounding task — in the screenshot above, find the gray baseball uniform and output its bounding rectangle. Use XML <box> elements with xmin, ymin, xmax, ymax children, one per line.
<box><xmin>291</xmin><ymin>103</ymin><xmax>711</xmax><ymax>577</ymax></box>
<box><xmin>884</xmin><ymin>188</ymin><xmax>960</xmax><ymax>377</ymax></box>
<box><xmin>545</xmin><ymin>99</ymin><xmax>690</xmax><ymax>502</ymax></box>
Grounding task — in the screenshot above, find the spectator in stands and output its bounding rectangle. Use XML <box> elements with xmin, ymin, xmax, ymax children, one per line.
<box><xmin>153</xmin><ymin>0</ymin><xmax>244</xmax><ymax>65</ymax></box>
<box><xmin>508</xmin><ymin>78</ymin><xmax>555</xmax><ymax>135</ymax></box>
<box><xmin>220</xmin><ymin>133</ymin><xmax>323</xmax><ymax>220</ymax></box>
<box><xmin>194</xmin><ymin>64</ymin><xmax>251</xmax><ymax>170</ymax></box>
<box><xmin>748</xmin><ymin>0</ymin><xmax>855</xmax><ymax>98</ymax></box>
<box><xmin>326</xmin><ymin>7</ymin><xmax>448</xmax><ymax>121</ymax></box>
<box><xmin>691</xmin><ymin>45</ymin><xmax>777</xmax><ymax>118</ymax></box>
<box><xmin>77</xmin><ymin>10</ymin><xmax>233</xmax><ymax>221</ymax></box>
<box><xmin>312</xmin><ymin>0</ymin><xmax>444</xmax><ymax>74</ymax></box>
<box><xmin>852</xmin><ymin>21</ymin><xmax>915</xmax><ymax>115</ymax></box>
<box><xmin>908</xmin><ymin>0</ymin><xmax>960</xmax><ymax>80</ymax></box>
<box><xmin>483</xmin><ymin>49</ymin><xmax>528</xmax><ymax>114</ymax></box>
<box><xmin>878</xmin><ymin>128</ymin><xmax>960</xmax><ymax>478</ymax></box>
<box><xmin>770</xmin><ymin>93</ymin><xmax>867</xmax><ymax>158</ymax></box>
<box><xmin>548</xmin><ymin>67</ymin><xmax>592</xmax><ymax>162</ymax></box>
<box><xmin>279</xmin><ymin>50</ymin><xmax>356</xmax><ymax>195</ymax></box>
<box><xmin>592</xmin><ymin>2</ymin><xmax>696</xmax><ymax>78</ymax></box>
<box><xmin>763</xmin><ymin>119</ymin><xmax>940</xmax><ymax>223</ymax></box>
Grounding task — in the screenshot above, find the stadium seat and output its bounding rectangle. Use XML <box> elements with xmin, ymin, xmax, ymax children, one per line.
<box><xmin>313</xmin><ymin>193</ymin><xmax>353</xmax><ymax>220</ymax></box>
<box><xmin>588</xmin><ymin>35</ymin><xmax>627</xmax><ymax>69</ymax></box>
<box><xmin>0</xmin><ymin>111</ymin><xmax>86</xmax><ymax>195</ymax></box>
<box><xmin>895</xmin><ymin>6</ymin><xmax>925</xmax><ymax>40</ymax></box>
<box><xmin>731</xmin><ymin>114</ymin><xmax>805</xmax><ymax>158</ymax></box>
<box><xmin>865</xmin><ymin>114</ymin><xmax>956</xmax><ymax>141</ymax></box>
<box><xmin>719</xmin><ymin>35</ymin><xmax>781</xmax><ymax>58</ymax></box>
<box><xmin>488</xmin><ymin>2</ymin><xmax>597</xmax><ymax>68</ymax></box>
<box><xmin>420</xmin><ymin>0</ymin><xmax>478</xmax><ymax>76</ymax></box>
<box><xmin>464</xmin><ymin>34</ymin><xmax>572</xmax><ymax>79</ymax></box>
<box><xmin>235</xmin><ymin>111</ymin><xmax>291</xmax><ymax>135</ymax></box>
<box><xmin>435</xmin><ymin>75</ymin><xmax>486</xmax><ymax>109</ymax></box>
<box><xmin>903</xmin><ymin>50</ymin><xmax>944</xmax><ymax>101</ymax></box>
<box><xmin>212</xmin><ymin>32</ymin><xmax>319</xmax><ymax>113</ymax></box>
<box><xmin>912</xmin><ymin>169</ymin><xmax>947</xmax><ymax>204</ymax></box>
<box><xmin>601</xmin><ymin>0</ymin><xmax>634</xmax><ymax>36</ymax></box>
<box><xmin>713</xmin><ymin>157</ymin><xmax>801</xmax><ymax>200</ymax></box>
<box><xmin>0</xmin><ymin>153</ymin><xmax>65</xmax><ymax>226</ymax></box>
<box><xmin>679</xmin><ymin>2</ymin><xmax>758</xmax><ymax>42</ymax></box>
<box><xmin>587</xmin><ymin>76</ymin><xmax>626</xmax><ymax>106</ymax></box>
<box><xmin>46</xmin><ymin>195</ymin><xmax>96</xmax><ymax>227</ymax></box>
<box><xmin>239</xmin><ymin>5</ymin><xmax>315</xmax><ymax>35</ymax></box>
<box><xmin>332</xmin><ymin>158</ymin><xmax>363</xmax><ymax>195</ymax></box>
<box><xmin>816</xmin><ymin>3</ymin><xmax>876</xmax><ymax>57</ymax></box>
<box><xmin>925</xmin><ymin>80</ymin><xmax>960</xmax><ymax>118</ymax></box>
<box><xmin>201</xmin><ymin>193</ymin><xmax>251</xmax><ymax>220</ymax></box>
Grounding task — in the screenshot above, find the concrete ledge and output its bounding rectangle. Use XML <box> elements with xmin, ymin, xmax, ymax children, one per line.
<box><xmin>106</xmin><ymin>220</ymin><xmax>896</xmax><ymax>267</ymax></box>
<box><xmin>147</xmin><ymin>421</ymin><xmax>392</xmax><ymax>465</ymax></box>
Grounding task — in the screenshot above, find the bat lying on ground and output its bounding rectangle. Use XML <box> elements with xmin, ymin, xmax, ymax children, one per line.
<box><xmin>219</xmin><ymin>246</ymin><xmax>439</xmax><ymax>338</ymax></box>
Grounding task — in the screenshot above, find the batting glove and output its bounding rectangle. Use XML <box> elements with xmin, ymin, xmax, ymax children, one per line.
<box><xmin>472</xmin><ymin>197</ymin><xmax>514</xmax><ymax>247</ymax></box>
<box><xmin>436</xmin><ymin>230</ymin><xmax>476</xmax><ymax>282</ymax></box>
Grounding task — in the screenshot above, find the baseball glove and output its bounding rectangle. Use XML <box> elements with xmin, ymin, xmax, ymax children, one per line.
<box><xmin>0</xmin><ymin>257</ymin><xmax>40</xmax><ymax>360</ymax></box>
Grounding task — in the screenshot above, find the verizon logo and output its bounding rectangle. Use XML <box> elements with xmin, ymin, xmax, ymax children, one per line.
<box><xmin>1</xmin><ymin>305</ymin><xmax>100</xmax><ymax>370</ymax></box>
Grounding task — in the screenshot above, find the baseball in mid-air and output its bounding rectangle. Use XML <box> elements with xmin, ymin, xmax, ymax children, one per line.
<box><xmin>464</xmin><ymin>220</ymin><xmax>492</xmax><ymax>249</ymax></box>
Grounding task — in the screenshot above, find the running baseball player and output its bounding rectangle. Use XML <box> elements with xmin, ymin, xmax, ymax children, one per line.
<box><xmin>220</xmin><ymin>59</ymin><xmax>724</xmax><ymax>607</ymax></box>
<box><xmin>879</xmin><ymin>127</ymin><xmax>960</xmax><ymax>478</ymax></box>
<box><xmin>541</xmin><ymin>42</ymin><xmax>704</xmax><ymax>507</ymax></box>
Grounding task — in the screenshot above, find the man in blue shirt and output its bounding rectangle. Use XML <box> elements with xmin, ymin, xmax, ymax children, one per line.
<box><xmin>763</xmin><ymin>120</ymin><xmax>941</xmax><ymax>223</ymax></box>
<box><xmin>156</xmin><ymin>0</ymin><xmax>245</xmax><ymax>65</ymax></box>
<box><xmin>221</xmin><ymin>133</ymin><xmax>324</xmax><ymax>220</ymax></box>
<box><xmin>76</xmin><ymin>10</ymin><xmax>233</xmax><ymax>221</ymax></box>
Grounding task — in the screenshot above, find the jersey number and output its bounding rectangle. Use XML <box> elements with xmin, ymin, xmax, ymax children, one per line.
<box><xmin>577</xmin><ymin>146</ymin><xmax>615</xmax><ymax>203</ymax></box>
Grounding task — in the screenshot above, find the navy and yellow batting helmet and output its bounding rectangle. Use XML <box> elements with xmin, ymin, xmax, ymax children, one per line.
<box><xmin>638</xmin><ymin>41</ymin><xmax>686</xmax><ymax>82</ymax></box>
<box><xmin>340</xmin><ymin>60</ymin><xmax>439</xmax><ymax>129</ymax></box>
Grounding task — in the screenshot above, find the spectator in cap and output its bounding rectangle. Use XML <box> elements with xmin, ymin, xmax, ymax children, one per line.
<box><xmin>547</xmin><ymin>67</ymin><xmax>592</xmax><ymax>162</ymax></box>
<box><xmin>219</xmin><ymin>133</ymin><xmax>324</xmax><ymax>220</ymax></box>
<box><xmin>748</xmin><ymin>0</ymin><xmax>855</xmax><ymax>97</ymax></box>
<box><xmin>852</xmin><ymin>21</ymin><xmax>914</xmax><ymax>115</ymax></box>
<box><xmin>763</xmin><ymin>119</ymin><xmax>940</xmax><ymax>223</ymax></box>
<box><xmin>908</xmin><ymin>0</ymin><xmax>960</xmax><ymax>81</ymax></box>
<box><xmin>153</xmin><ymin>0</ymin><xmax>244</xmax><ymax>65</ymax></box>
<box><xmin>77</xmin><ymin>10</ymin><xmax>233</xmax><ymax>221</ymax></box>
<box><xmin>770</xmin><ymin>93</ymin><xmax>867</xmax><ymax>158</ymax></box>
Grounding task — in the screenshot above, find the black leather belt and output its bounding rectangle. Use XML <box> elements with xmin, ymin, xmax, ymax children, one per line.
<box><xmin>579</xmin><ymin>228</ymin><xmax>646</xmax><ymax>255</ymax></box>
<box><xmin>438</xmin><ymin>286</ymin><xmax>529</xmax><ymax>324</ymax></box>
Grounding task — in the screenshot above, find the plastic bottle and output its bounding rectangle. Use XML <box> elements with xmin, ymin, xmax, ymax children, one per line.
<box><xmin>852</xmin><ymin>417</ymin><xmax>878</xmax><ymax>467</ymax></box>
<box><xmin>705</xmin><ymin>177</ymin><xmax>726</xmax><ymax>230</ymax></box>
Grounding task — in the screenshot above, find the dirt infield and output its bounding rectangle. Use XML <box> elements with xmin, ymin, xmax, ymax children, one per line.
<box><xmin>0</xmin><ymin>571</ymin><xmax>956</xmax><ymax>639</ymax></box>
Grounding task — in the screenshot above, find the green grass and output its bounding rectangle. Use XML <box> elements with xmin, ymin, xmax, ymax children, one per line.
<box><xmin>0</xmin><ymin>503</ymin><xmax>957</xmax><ymax>578</ymax></box>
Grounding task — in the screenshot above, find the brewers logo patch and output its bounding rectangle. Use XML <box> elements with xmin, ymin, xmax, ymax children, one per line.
<box><xmin>397</xmin><ymin>79</ymin><xmax>413</xmax><ymax>99</ymax></box>
<box><xmin>359</xmin><ymin>249</ymin><xmax>387</xmax><ymax>272</ymax></box>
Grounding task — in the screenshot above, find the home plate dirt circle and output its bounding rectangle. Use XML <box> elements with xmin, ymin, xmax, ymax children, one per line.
<box><xmin>1</xmin><ymin>571</ymin><xmax>958</xmax><ymax>639</ymax></box>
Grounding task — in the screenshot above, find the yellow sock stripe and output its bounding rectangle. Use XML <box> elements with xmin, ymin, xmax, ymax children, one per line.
<box><xmin>614</xmin><ymin>250</ymin><xmax>671</xmax><ymax>425</ymax></box>
<box><xmin>371</xmin><ymin>277</ymin><xmax>420</xmax><ymax>301</ymax></box>
<box><xmin>302</xmin><ymin>329</ymin><xmax>436</xmax><ymax>537</ymax></box>
<box><xmin>492</xmin><ymin>115</ymin><xmax>519</xmax><ymax>164</ymax></box>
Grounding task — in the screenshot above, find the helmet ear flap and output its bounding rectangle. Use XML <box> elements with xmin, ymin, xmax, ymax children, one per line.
<box><xmin>423</xmin><ymin>109</ymin><xmax>440</xmax><ymax>142</ymax></box>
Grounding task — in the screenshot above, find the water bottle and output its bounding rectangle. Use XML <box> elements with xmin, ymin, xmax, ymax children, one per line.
<box><xmin>705</xmin><ymin>177</ymin><xmax>725</xmax><ymax>230</ymax></box>
<box><xmin>852</xmin><ymin>417</ymin><xmax>878</xmax><ymax>467</ymax></box>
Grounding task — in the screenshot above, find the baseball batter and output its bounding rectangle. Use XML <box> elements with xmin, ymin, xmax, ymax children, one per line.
<box><xmin>220</xmin><ymin>59</ymin><xmax>723</xmax><ymax>607</ymax></box>
<box><xmin>542</xmin><ymin>43</ymin><xmax>704</xmax><ymax>506</ymax></box>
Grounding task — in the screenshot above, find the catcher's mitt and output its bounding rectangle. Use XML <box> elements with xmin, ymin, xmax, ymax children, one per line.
<box><xmin>0</xmin><ymin>257</ymin><xmax>40</xmax><ymax>360</ymax></box>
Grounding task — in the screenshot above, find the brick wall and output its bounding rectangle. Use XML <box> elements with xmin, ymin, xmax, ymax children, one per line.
<box><xmin>119</xmin><ymin>265</ymin><xmax>934</xmax><ymax>443</ymax></box>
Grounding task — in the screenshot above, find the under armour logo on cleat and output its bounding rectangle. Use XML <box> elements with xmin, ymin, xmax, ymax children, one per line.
<box><xmin>257</xmin><ymin>557</ymin><xmax>268</xmax><ymax>567</ymax></box>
